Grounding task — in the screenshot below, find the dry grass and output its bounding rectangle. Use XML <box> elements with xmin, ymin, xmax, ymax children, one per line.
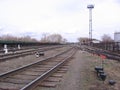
<box><xmin>81</xmin><ymin>53</ymin><xmax>120</xmax><ymax>90</ymax></box>
<box><xmin>34</xmin><ymin>50</ymin><xmax>120</xmax><ymax>90</ymax></box>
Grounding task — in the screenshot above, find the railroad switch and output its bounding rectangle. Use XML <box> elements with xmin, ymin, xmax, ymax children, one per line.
<box><xmin>35</xmin><ymin>51</ymin><xmax>44</xmax><ymax>57</ymax></box>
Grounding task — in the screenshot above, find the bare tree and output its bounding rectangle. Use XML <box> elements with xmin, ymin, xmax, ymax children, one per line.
<box><xmin>0</xmin><ymin>34</ymin><xmax>38</xmax><ymax>42</ymax></box>
<box><xmin>1</xmin><ymin>35</ymin><xmax>17</xmax><ymax>41</ymax></box>
<box><xmin>47</xmin><ymin>34</ymin><xmax>62</xmax><ymax>43</ymax></box>
<box><xmin>101</xmin><ymin>34</ymin><xmax>113</xmax><ymax>42</ymax></box>
<box><xmin>78</xmin><ymin>37</ymin><xmax>89</xmax><ymax>44</ymax></box>
<box><xmin>62</xmin><ymin>38</ymin><xmax>67</xmax><ymax>44</ymax></box>
<box><xmin>40</xmin><ymin>33</ymin><xmax>49</xmax><ymax>43</ymax></box>
<box><xmin>40</xmin><ymin>33</ymin><xmax>67</xmax><ymax>43</ymax></box>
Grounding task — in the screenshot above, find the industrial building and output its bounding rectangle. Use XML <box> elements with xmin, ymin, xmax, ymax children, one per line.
<box><xmin>114</xmin><ymin>32</ymin><xmax>120</xmax><ymax>42</ymax></box>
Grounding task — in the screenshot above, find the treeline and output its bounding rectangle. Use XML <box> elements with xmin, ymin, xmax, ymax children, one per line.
<box><xmin>0</xmin><ymin>33</ymin><xmax>67</xmax><ymax>44</ymax></box>
<box><xmin>78</xmin><ymin>34</ymin><xmax>113</xmax><ymax>44</ymax></box>
<box><xmin>0</xmin><ymin>35</ymin><xmax>37</xmax><ymax>42</ymax></box>
<box><xmin>40</xmin><ymin>33</ymin><xmax>67</xmax><ymax>43</ymax></box>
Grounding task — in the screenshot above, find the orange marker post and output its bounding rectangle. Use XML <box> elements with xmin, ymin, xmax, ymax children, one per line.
<box><xmin>100</xmin><ymin>54</ymin><xmax>107</xmax><ymax>69</ymax></box>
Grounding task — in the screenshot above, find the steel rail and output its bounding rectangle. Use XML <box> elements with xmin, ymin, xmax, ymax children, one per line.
<box><xmin>0</xmin><ymin>45</ymin><xmax>64</xmax><ymax>61</ymax></box>
<box><xmin>84</xmin><ymin>45</ymin><xmax>120</xmax><ymax>61</ymax></box>
<box><xmin>21</xmin><ymin>49</ymin><xmax>76</xmax><ymax>90</ymax></box>
<box><xmin>0</xmin><ymin>47</ymin><xmax>73</xmax><ymax>79</ymax></box>
<box><xmin>0</xmin><ymin>47</ymin><xmax>75</xmax><ymax>90</ymax></box>
<box><xmin>0</xmin><ymin>45</ymin><xmax>50</xmax><ymax>54</ymax></box>
<box><xmin>0</xmin><ymin>45</ymin><xmax>63</xmax><ymax>57</ymax></box>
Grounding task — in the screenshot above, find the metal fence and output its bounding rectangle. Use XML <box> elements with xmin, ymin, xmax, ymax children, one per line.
<box><xmin>92</xmin><ymin>42</ymin><xmax>120</xmax><ymax>53</ymax></box>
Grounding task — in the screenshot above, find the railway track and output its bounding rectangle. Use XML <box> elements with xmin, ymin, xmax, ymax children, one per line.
<box><xmin>0</xmin><ymin>47</ymin><xmax>76</xmax><ymax>90</ymax></box>
<box><xmin>0</xmin><ymin>45</ymin><xmax>64</xmax><ymax>62</ymax></box>
<box><xmin>82</xmin><ymin>45</ymin><xmax>120</xmax><ymax>61</ymax></box>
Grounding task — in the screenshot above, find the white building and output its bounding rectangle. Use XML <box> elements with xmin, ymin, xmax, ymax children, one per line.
<box><xmin>114</xmin><ymin>32</ymin><xmax>120</xmax><ymax>42</ymax></box>
<box><xmin>92</xmin><ymin>39</ymin><xmax>100</xmax><ymax>43</ymax></box>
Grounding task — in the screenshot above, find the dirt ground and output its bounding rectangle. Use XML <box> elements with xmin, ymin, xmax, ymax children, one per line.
<box><xmin>0</xmin><ymin>47</ymin><xmax>119</xmax><ymax>90</ymax></box>
<box><xmin>35</xmin><ymin>49</ymin><xmax>120</xmax><ymax>90</ymax></box>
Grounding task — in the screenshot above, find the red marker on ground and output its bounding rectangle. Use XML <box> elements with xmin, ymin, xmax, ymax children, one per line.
<box><xmin>100</xmin><ymin>54</ymin><xmax>107</xmax><ymax>59</ymax></box>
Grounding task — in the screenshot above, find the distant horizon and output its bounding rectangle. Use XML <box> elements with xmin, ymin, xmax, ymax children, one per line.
<box><xmin>0</xmin><ymin>32</ymin><xmax>115</xmax><ymax>43</ymax></box>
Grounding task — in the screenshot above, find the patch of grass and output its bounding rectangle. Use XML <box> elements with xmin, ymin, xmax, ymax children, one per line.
<box><xmin>81</xmin><ymin>53</ymin><xmax>120</xmax><ymax>90</ymax></box>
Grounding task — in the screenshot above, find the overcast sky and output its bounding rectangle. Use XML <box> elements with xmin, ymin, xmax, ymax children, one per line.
<box><xmin>0</xmin><ymin>0</ymin><xmax>120</xmax><ymax>42</ymax></box>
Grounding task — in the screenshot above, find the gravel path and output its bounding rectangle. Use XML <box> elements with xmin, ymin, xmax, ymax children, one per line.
<box><xmin>36</xmin><ymin>50</ymin><xmax>87</xmax><ymax>90</ymax></box>
<box><xmin>55</xmin><ymin>50</ymin><xmax>85</xmax><ymax>90</ymax></box>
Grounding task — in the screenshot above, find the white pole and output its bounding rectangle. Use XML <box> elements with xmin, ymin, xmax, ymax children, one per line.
<box><xmin>18</xmin><ymin>44</ymin><xmax>21</xmax><ymax>49</ymax></box>
<box><xmin>4</xmin><ymin>44</ymin><xmax>8</xmax><ymax>54</ymax></box>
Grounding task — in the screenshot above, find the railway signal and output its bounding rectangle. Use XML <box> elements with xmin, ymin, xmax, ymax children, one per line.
<box><xmin>95</xmin><ymin>66</ymin><xmax>104</xmax><ymax>77</ymax></box>
<box><xmin>100</xmin><ymin>73</ymin><xmax>107</xmax><ymax>83</ymax></box>
<box><xmin>94</xmin><ymin>66</ymin><xmax>107</xmax><ymax>83</ymax></box>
